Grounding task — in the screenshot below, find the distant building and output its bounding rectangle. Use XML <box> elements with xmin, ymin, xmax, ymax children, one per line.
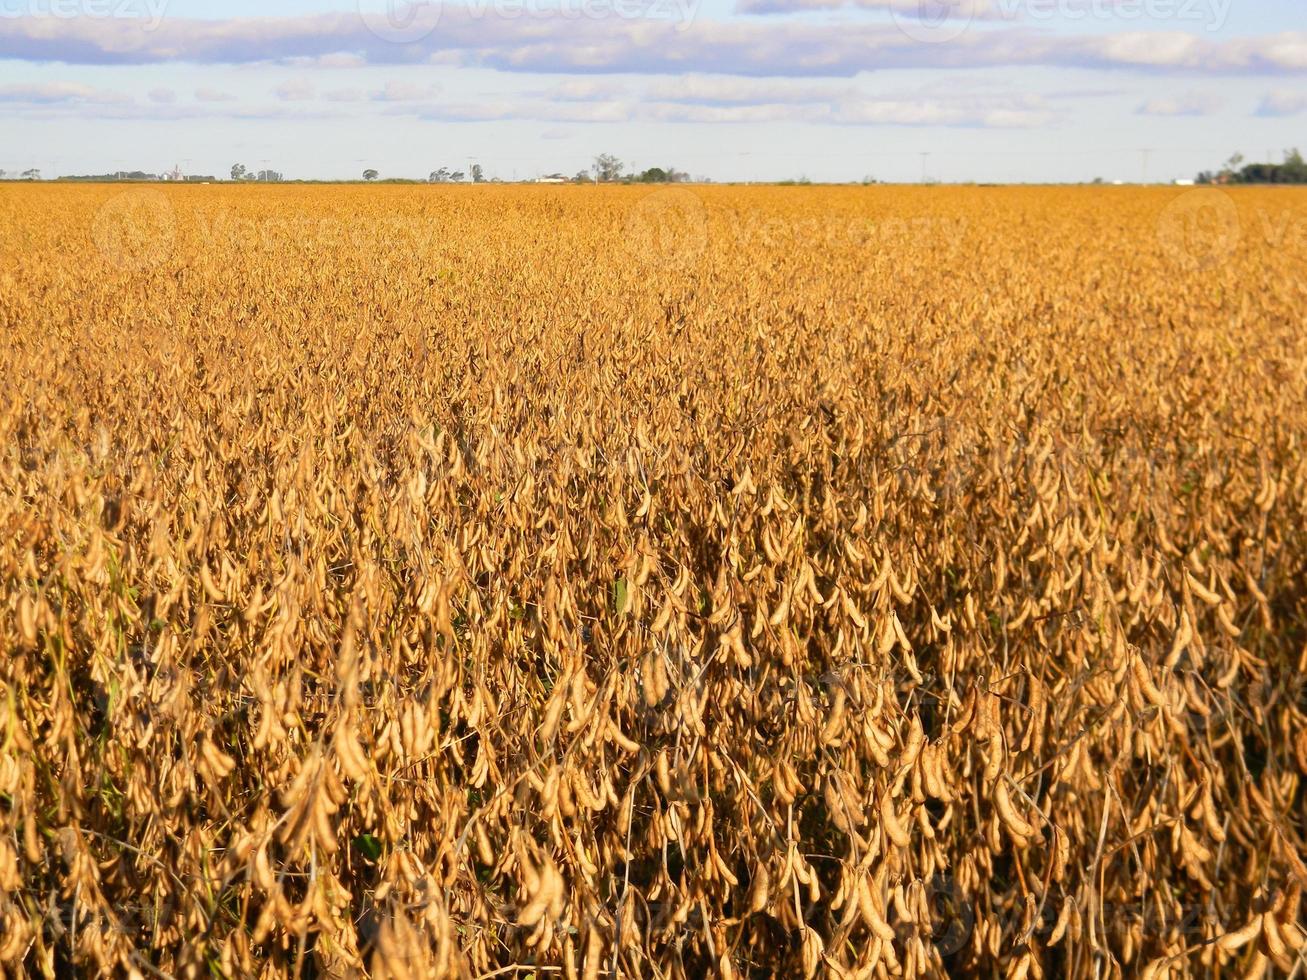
<box><xmin>535</xmin><ymin>174</ymin><xmax>568</xmax><ymax>184</ymax></box>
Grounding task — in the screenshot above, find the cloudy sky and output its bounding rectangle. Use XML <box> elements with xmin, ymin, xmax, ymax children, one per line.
<box><xmin>1</xmin><ymin>0</ymin><xmax>1304</xmax><ymax>181</ymax></box>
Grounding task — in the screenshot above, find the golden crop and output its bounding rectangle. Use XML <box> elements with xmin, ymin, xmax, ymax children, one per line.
<box><xmin>1</xmin><ymin>182</ymin><xmax>1304</xmax><ymax>979</ymax></box>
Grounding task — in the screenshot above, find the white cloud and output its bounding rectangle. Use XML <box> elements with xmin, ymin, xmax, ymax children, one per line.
<box><xmin>640</xmin><ymin>87</ymin><xmax>1056</xmax><ymax>126</ymax></box>
<box><xmin>416</xmin><ymin>98</ymin><xmax>633</xmax><ymax>122</ymax></box>
<box><xmin>0</xmin><ymin>82</ymin><xmax>131</xmax><ymax>104</ymax></box>
<box><xmin>644</xmin><ymin>101</ymin><xmax>813</xmax><ymax>122</ymax></box>
<box><xmin>1137</xmin><ymin>92</ymin><xmax>1220</xmax><ymax>116</ymax></box>
<box><xmin>373</xmin><ymin>80</ymin><xmax>438</xmax><ymax>101</ymax></box>
<box><xmin>2</xmin><ymin>12</ymin><xmax>1306</xmax><ymax>80</ymax></box>
<box><xmin>1256</xmin><ymin>89</ymin><xmax>1307</xmax><ymax>117</ymax></box>
<box><xmin>645</xmin><ymin>74</ymin><xmax>851</xmax><ymax>104</ymax></box>
<box><xmin>1089</xmin><ymin>32</ymin><xmax>1204</xmax><ymax>68</ymax></box>
<box><xmin>405</xmin><ymin>86</ymin><xmax>1051</xmax><ymax>128</ymax></box>
<box><xmin>737</xmin><ymin>0</ymin><xmax>1005</xmax><ymax>16</ymax></box>
<box><xmin>1260</xmin><ymin>36</ymin><xmax>1307</xmax><ymax>70</ymax></box>
<box><xmin>832</xmin><ymin>95</ymin><xmax>1052</xmax><ymax>127</ymax></box>
<box><xmin>547</xmin><ymin>79</ymin><xmax>623</xmax><ymax>100</ymax></box>
<box><xmin>284</xmin><ymin>52</ymin><xmax>367</xmax><ymax>69</ymax></box>
<box><xmin>321</xmin><ymin>82</ymin><xmax>439</xmax><ymax>101</ymax></box>
<box><xmin>979</xmin><ymin>106</ymin><xmax>1054</xmax><ymax>127</ymax></box>
<box><xmin>274</xmin><ymin>78</ymin><xmax>315</xmax><ymax>101</ymax></box>
<box><xmin>195</xmin><ymin>87</ymin><xmax>237</xmax><ymax>102</ymax></box>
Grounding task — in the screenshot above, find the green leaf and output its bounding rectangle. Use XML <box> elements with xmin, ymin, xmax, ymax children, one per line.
<box><xmin>354</xmin><ymin>834</ymin><xmax>383</xmax><ymax>862</ymax></box>
<box><xmin>612</xmin><ymin>577</ymin><xmax>629</xmax><ymax>617</ymax></box>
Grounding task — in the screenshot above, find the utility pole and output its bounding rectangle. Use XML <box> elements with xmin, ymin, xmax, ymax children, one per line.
<box><xmin>920</xmin><ymin>152</ymin><xmax>931</xmax><ymax>184</ymax></box>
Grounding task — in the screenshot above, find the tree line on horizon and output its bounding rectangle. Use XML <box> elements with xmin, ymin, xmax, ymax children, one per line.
<box><xmin>1197</xmin><ymin>149</ymin><xmax>1307</xmax><ymax>185</ymax></box>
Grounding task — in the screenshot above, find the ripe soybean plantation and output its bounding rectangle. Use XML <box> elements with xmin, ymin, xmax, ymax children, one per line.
<box><xmin>1</xmin><ymin>183</ymin><xmax>1305</xmax><ymax>978</ymax></box>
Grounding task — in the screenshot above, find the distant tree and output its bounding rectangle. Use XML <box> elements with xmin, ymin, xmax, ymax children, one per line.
<box><xmin>573</xmin><ymin>170</ymin><xmax>592</xmax><ymax>183</ymax></box>
<box><xmin>0</xmin><ymin>169</ymin><xmax>6</xmax><ymax>180</ymax></box>
<box><xmin>363</xmin><ymin>169</ymin><xmax>379</xmax><ymax>181</ymax></box>
<box><xmin>429</xmin><ymin>168</ymin><xmax>450</xmax><ymax>183</ymax></box>
<box><xmin>470</xmin><ymin>163</ymin><xmax>485</xmax><ymax>183</ymax></box>
<box><xmin>635</xmin><ymin>166</ymin><xmax>688</xmax><ymax>183</ymax></box>
<box><xmin>231</xmin><ymin>163</ymin><xmax>247</xmax><ymax>181</ymax></box>
<box><xmin>592</xmin><ymin>153</ymin><xmax>623</xmax><ymax>183</ymax></box>
<box><xmin>1198</xmin><ymin>149</ymin><xmax>1307</xmax><ymax>185</ymax></box>
<box><xmin>256</xmin><ymin>169</ymin><xmax>284</xmax><ymax>182</ymax></box>
<box><xmin>21</xmin><ymin>168</ymin><xmax>39</xmax><ymax>180</ymax></box>
<box><xmin>1283</xmin><ymin>148</ymin><xmax>1307</xmax><ymax>183</ymax></box>
<box><xmin>1216</xmin><ymin>153</ymin><xmax>1244</xmax><ymax>183</ymax></box>
<box><xmin>1240</xmin><ymin>162</ymin><xmax>1276</xmax><ymax>183</ymax></box>
<box><xmin>450</xmin><ymin>171</ymin><xmax>465</xmax><ymax>183</ymax></box>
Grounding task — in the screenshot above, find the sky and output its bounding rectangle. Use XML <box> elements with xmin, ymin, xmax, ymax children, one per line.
<box><xmin>0</xmin><ymin>0</ymin><xmax>1304</xmax><ymax>182</ymax></box>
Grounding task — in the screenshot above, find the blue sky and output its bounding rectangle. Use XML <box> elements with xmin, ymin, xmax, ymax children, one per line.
<box><xmin>0</xmin><ymin>0</ymin><xmax>1303</xmax><ymax>181</ymax></box>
